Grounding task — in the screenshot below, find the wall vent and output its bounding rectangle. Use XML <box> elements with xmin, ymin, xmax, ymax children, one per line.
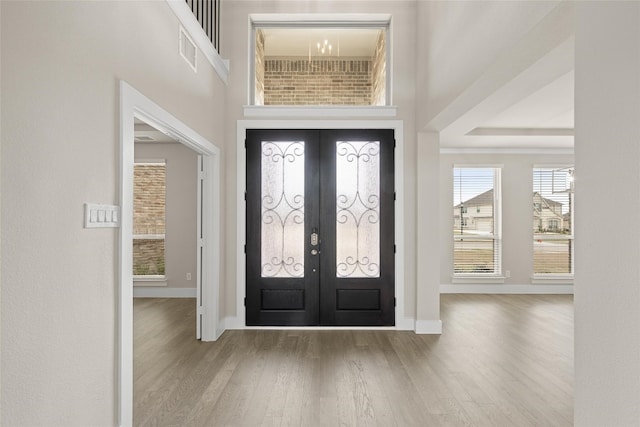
<box><xmin>180</xmin><ymin>27</ymin><xmax>197</xmax><ymax>72</ymax></box>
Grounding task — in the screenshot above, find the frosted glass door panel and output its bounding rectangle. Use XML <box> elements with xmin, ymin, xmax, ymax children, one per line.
<box><xmin>336</xmin><ymin>141</ymin><xmax>380</xmax><ymax>278</ymax></box>
<box><xmin>261</xmin><ymin>141</ymin><xmax>305</xmax><ymax>277</ymax></box>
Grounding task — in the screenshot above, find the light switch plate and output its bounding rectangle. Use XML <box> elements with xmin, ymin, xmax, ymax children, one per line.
<box><xmin>84</xmin><ymin>203</ymin><xmax>120</xmax><ymax>228</ymax></box>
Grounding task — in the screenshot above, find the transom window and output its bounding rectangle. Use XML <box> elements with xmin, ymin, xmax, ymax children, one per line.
<box><xmin>453</xmin><ymin>167</ymin><xmax>502</xmax><ymax>275</ymax></box>
<box><xmin>250</xmin><ymin>16</ymin><xmax>390</xmax><ymax>107</ymax></box>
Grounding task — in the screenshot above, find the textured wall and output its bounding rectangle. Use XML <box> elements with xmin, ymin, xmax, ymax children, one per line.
<box><xmin>264</xmin><ymin>58</ymin><xmax>372</xmax><ymax>105</ymax></box>
<box><xmin>1</xmin><ymin>1</ymin><xmax>226</xmax><ymax>424</ymax></box>
<box><xmin>134</xmin><ymin>164</ymin><xmax>166</xmax><ymax>235</ymax></box>
<box><xmin>575</xmin><ymin>2</ymin><xmax>640</xmax><ymax>425</ymax></box>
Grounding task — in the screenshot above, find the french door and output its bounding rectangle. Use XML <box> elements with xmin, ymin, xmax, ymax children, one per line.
<box><xmin>246</xmin><ymin>129</ymin><xmax>395</xmax><ymax>326</ymax></box>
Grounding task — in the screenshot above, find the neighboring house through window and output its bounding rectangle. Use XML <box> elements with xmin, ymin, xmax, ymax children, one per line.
<box><xmin>453</xmin><ymin>166</ymin><xmax>502</xmax><ymax>276</ymax></box>
<box><xmin>533</xmin><ymin>166</ymin><xmax>574</xmax><ymax>277</ymax></box>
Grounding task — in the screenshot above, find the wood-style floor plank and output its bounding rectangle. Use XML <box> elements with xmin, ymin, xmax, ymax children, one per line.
<box><xmin>134</xmin><ymin>294</ymin><xmax>573</xmax><ymax>426</ymax></box>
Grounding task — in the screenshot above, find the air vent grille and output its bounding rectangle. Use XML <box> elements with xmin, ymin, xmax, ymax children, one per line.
<box><xmin>180</xmin><ymin>27</ymin><xmax>197</xmax><ymax>72</ymax></box>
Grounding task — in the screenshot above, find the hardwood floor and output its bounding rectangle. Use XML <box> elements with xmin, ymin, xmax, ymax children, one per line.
<box><xmin>134</xmin><ymin>294</ymin><xmax>573</xmax><ymax>426</ymax></box>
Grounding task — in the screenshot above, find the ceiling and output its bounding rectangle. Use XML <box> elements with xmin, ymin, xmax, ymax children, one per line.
<box><xmin>441</xmin><ymin>68</ymin><xmax>575</xmax><ymax>150</ymax></box>
<box><xmin>433</xmin><ymin>5</ymin><xmax>575</xmax><ymax>151</ymax></box>
<box><xmin>134</xmin><ymin>119</ymin><xmax>179</xmax><ymax>144</ymax></box>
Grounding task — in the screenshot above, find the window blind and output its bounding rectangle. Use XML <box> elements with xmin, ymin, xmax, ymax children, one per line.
<box><xmin>533</xmin><ymin>166</ymin><xmax>574</xmax><ymax>275</ymax></box>
<box><xmin>453</xmin><ymin>167</ymin><xmax>501</xmax><ymax>275</ymax></box>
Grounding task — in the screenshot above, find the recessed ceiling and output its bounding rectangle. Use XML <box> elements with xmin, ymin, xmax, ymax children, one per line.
<box><xmin>437</xmin><ymin>35</ymin><xmax>575</xmax><ymax>150</ymax></box>
<box><xmin>478</xmin><ymin>71</ymin><xmax>574</xmax><ymax>129</ymax></box>
<box><xmin>261</xmin><ymin>28</ymin><xmax>382</xmax><ymax>58</ymax></box>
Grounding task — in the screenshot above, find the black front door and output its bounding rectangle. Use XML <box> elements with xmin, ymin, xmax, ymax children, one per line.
<box><xmin>246</xmin><ymin>129</ymin><xmax>394</xmax><ymax>326</ymax></box>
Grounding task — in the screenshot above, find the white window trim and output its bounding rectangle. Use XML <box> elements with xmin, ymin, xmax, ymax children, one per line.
<box><xmin>247</xmin><ymin>13</ymin><xmax>393</xmax><ymax>108</ymax></box>
<box><xmin>531</xmin><ymin>274</ymin><xmax>574</xmax><ymax>284</ymax></box>
<box><xmin>135</xmin><ymin>158</ymin><xmax>165</xmax><ymax>165</ymax></box>
<box><xmin>452</xmin><ymin>275</ymin><xmax>506</xmax><ymax>284</ymax></box>
<box><xmin>243</xmin><ymin>105</ymin><xmax>397</xmax><ymax>118</ymax></box>
<box><xmin>133</xmin><ymin>276</ymin><xmax>168</xmax><ymax>286</ymax></box>
<box><xmin>452</xmin><ymin>166</ymin><xmax>503</xmax><ymax>278</ymax></box>
<box><xmin>133</xmin><ymin>234</ymin><xmax>165</xmax><ymax>240</ymax></box>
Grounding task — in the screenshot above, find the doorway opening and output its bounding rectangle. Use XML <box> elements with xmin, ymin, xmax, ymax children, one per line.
<box><xmin>119</xmin><ymin>81</ymin><xmax>221</xmax><ymax>426</ymax></box>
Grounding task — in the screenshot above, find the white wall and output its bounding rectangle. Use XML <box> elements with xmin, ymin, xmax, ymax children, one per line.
<box><xmin>135</xmin><ymin>143</ymin><xmax>198</xmax><ymax>293</ymax></box>
<box><xmin>574</xmin><ymin>2</ymin><xmax>640</xmax><ymax>425</ymax></box>
<box><xmin>415</xmin><ymin>1</ymin><xmax>560</xmax><ymax>131</ymax></box>
<box><xmin>221</xmin><ymin>0</ymin><xmax>419</xmax><ymax>321</ymax></box>
<box><xmin>0</xmin><ymin>1</ymin><xmax>227</xmax><ymax>425</ymax></box>
<box><xmin>440</xmin><ymin>152</ymin><xmax>574</xmax><ymax>286</ymax></box>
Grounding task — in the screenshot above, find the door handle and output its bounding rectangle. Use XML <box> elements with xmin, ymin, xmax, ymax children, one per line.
<box><xmin>311</xmin><ymin>249</ymin><xmax>319</xmax><ymax>256</ymax></box>
<box><xmin>311</xmin><ymin>229</ymin><xmax>319</xmax><ymax>246</ymax></box>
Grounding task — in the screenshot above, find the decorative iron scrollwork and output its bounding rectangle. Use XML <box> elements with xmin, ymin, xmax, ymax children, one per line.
<box><xmin>261</xmin><ymin>141</ymin><xmax>305</xmax><ymax>277</ymax></box>
<box><xmin>336</xmin><ymin>141</ymin><xmax>380</xmax><ymax>278</ymax></box>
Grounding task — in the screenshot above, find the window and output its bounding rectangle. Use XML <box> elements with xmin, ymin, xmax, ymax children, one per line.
<box><xmin>250</xmin><ymin>16</ymin><xmax>390</xmax><ymax>106</ymax></box>
<box><xmin>133</xmin><ymin>160</ymin><xmax>166</xmax><ymax>278</ymax></box>
<box><xmin>453</xmin><ymin>167</ymin><xmax>502</xmax><ymax>275</ymax></box>
<box><xmin>533</xmin><ymin>166</ymin><xmax>574</xmax><ymax>276</ymax></box>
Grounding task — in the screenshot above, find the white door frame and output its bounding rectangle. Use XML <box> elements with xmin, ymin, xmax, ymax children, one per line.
<box><xmin>232</xmin><ymin>119</ymin><xmax>411</xmax><ymax>330</ymax></box>
<box><xmin>118</xmin><ymin>81</ymin><xmax>222</xmax><ymax>426</ymax></box>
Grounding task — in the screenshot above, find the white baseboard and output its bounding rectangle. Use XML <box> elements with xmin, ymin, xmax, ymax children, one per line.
<box><xmin>395</xmin><ymin>317</ymin><xmax>415</xmax><ymax>331</ymax></box>
<box><xmin>223</xmin><ymin>316</ymin><xmax>245</xmax><ymax>329</ymax></box>
<box><xmin>440</xmin><ymin>283</ymin><xmax>574</xmax><ymax>294</ymax></box>
<box><xmin>415</xmin><ymin>319</ymin><xmax>443</xmax><ymax>334</ymax></box>
<box><xmin>133</xmin><ymin>287</ymin><xmax>197</xmax><ymax>298</ymax></box>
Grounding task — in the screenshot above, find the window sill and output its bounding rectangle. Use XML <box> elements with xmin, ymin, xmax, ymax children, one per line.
<box><xmin>452</xmin><ymin>275</ymin><xmax>506</xmax><ymax>284</ymax></box>
<box><xmin>133</xmin><ymin>276</ymin><xmax>167</xmax><ymax>287</ymax></box>
<box><xmin>531</xmin><ymin>275</ymin><xmax>574</xmax><ymax>284</ymax></box>
<box><xmin>243</xmin><ymin>105</ymin><xmax>398</xmax><ymax>118</ymax></box>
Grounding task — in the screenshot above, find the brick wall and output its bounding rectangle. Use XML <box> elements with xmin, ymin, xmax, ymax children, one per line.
<box><xmin>133</xmin><ymin>164</ymin><xmax>165</xmax><ymax>235</ymax></box>
<box><xmin>264</xmin><ymin>58</ymin><xmax>373</xmax><ymax>105</ymax></box>
<box><xmin>133</xmin><ymin>164</ymin><xmax>165</xmax><ymax>275</ymax></box>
